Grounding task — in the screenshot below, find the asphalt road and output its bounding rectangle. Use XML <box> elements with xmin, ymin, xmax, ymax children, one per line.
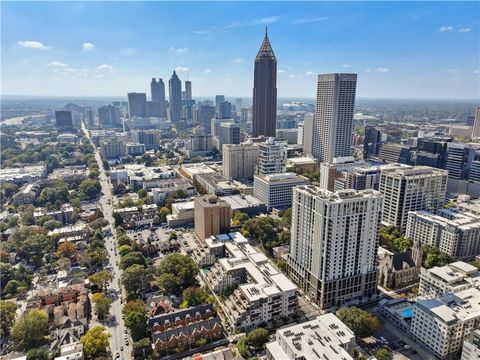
<box><xmin>82</xmin><ymin>123</ymin><xmax>132</xmax><ymax>360</ymax></box>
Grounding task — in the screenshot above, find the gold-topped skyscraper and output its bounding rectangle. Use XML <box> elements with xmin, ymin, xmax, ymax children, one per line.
<box><xmin>252</xmin><ymin>28</ymin><xmax>277</xmax><ymax>138</ymax></box>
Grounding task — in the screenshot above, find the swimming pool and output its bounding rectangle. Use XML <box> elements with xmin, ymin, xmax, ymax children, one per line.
<box><xmin>400</xmin><ymin>308</ymin><xmax>413</xmax><ymax>318</ymax></box>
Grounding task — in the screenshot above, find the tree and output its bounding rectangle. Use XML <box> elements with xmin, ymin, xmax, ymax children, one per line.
<box><xmin>11</xmin><ymin>309</ymin><xmax>48</xmax><ymax>350</ymax></box>
<box><xmin>181</xmin><ymin>287</ymin><xmax>209</xmax><ymax>308</ymax></box>
<box><xmin>138</xmin><ymin>189</ymin><xmax>148</xmax><ymax>199</ymax></box>
<box><xmin>124</xmin><ymin>300</ymin><xmax>146</xmax><ymax>316</ymax></box>
<box><xmin>1</xmin><ymin>183</ymin><xmax>18</xmax><ymax>199</ymax></box>
<box><xmin>89</xmin><ymin>271</ymin><xmax>114</xmax><ymax>292</ymax></box>
<box><xmin>157</xmin><ymin>253</ymin><xmax>199</xmax><ymax>294</ymax></box>
<box><xmin>56</xmin><ymin>241</ymin><xmax>77</xmax><ymax>258</ymax></box>
<box><xmin>117</xmin><ymin>234</ymin><xmax>132</xmax><ymax>246</ymax></box>
<box><xmin>120</xmin><ymin>251</ymin><xmax>147</xmax><ymax>270</ymax></box>
<box><xmin>0</xmin><ymin>301</ymin><xmax>17</xmax><ymax>336</ymax></box>
<box><xmin>80</xmin><ymin>326</ymin><xmax>111</xmax><ymax>360</ymax></box>
<box><xmin>79</xmin><ymin>179</ymin><xmax>102</xmax><ymax>199</ymax></box>
<box><xmin>422</xmin><ymin>245</ymin><xmax>452</xmax><ymax>269</ymax></box>
<box><xmin>470</xmin><ymin>259</ymin><xmax>480</xmax><ymax>270</ymax></box>
<box><xmin>125</xmin><ymin>309</ymin><xmax>149</xmax><ymax>341</ymax></box>
<box><xmin>236</xmin><ymin>337</ymin><xmax>251</xmax><ymax>358</ymax></box>
<box><xmin>133</xmin><ymin>338</ymin><xmax>153</xmax><ymax>359</ymax></box>
<box><xmin>43</xmin><ymin>219</ymin><xmax>62</xmax><ymax>231</ymax></box>
<box><xmin>89</xmin><ymin>218</ymin><xmax>109</xmax><ymax>230</ymax></box>
<box><xmin>246</xmin><ymin>328</ymin><xmax>269</xmax><ymax>349</ymax></box>
<box><xmin>282</xmin><ymin>207</ymin><xmax>292</xmax><ymax>228</ymax></box>
<box><xmin>119</xmin><ymin>244</ymin><xmax>133</xmax><ymax>257</ymax></box>
<box><xmin>122</xmin><ymin>265</ymin><xmax>152</xmax><ymax>297</ymax></box>
<box><xmin>157</xmin><ymin>207</ymin><xmax>170</xmax><ymax>223</ymax></box>
<box><xmin>196</xmin><ymin>337</ymin><xmax>208</xmax><ymax>347</ymax></box>
<box><xmin>336</xmin><ymin>307</ymin><xmax>381</xmax><ymax>338</ymax></box>
<box><xmin>92</xmin><ymin>293</ymin><xmax>112</xmax><ymax>320</ymax></box>
<box><xmin>375</xmin><ymin>348</ymin><xmax>393</xmax><ymax>360</ymax></box>
<box><xmin>232</xmin><ymin>211</ymin><xmax>249</xmax><ymax>226</ymax></box>
<box><xmin>168</xmin><ymin>232</ymin><xmax>178</xmax><ymax>241</ymax></box>
<box><xmin>26</xmin><ymin>348</ymin><xmax>49</xmax><ymax>360</ymax></box>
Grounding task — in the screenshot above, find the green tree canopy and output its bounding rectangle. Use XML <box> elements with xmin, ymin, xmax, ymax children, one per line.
<box><xmin>336</xmin><ymin>307</ymin><xmax>381</xmax><ymax>338</ymax></box>
<box><xmin>246</xmin><ymin>328</ymin><xmax>269</xmax><ymax>349</ymax></box>
<box><xmin>375</xmin><ymin>348</ymin><xmax>393</xmax><ymax>360</ymax></box>
<box><xmin>11</xmin><ymin>309</ymin><xmax>49</xmax><ymax>350</ymax></box>
<box><xmin>0</xmin><ymin>301</ymin><xmax>17</xmax><ymax>337</ymax></box>
<box><xmin>120</xmin><ymin>251</ymin><xmax>147</xmax><ymax>270</ymax></box>
<box><xmin>92</xmin><ymin>293</ymin><xmax>112</xmax><ymax>320</ymax></box>
<box><xmin>125</xmin><ymin>309</ymin><xmax>149</xmax><ymax>341</ymax></box>
<box><xmin>157</xmin><ymin>253</ymin><xmax>199</xmax><ymax>294</ymax></box>
<box><xmin>79</xmin><ymin>179</ymin><xmax>102</xmax><ymax>199</ymax></box>
<box><xmin>122</xmin><ymin>264</ymin><xmax>153</xmax><ymax>297</ymax></box>
<box><xmin>26</xmin><ymin>348</ymin><xmax>49</xmax><ymax>360</ymax></box>
<box><xmin>80</xmin><ymin>326</ymin><xmax>111</xmax><ymax>360</ymax></box>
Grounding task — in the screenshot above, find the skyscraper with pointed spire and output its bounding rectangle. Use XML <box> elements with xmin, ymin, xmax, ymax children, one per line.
<box><xmin>169</xmin><ymin>71</ymin><xmax>182</xmax><ymax>122</ymax></box>
<box><xmin>252</xmin><ymin>28</ymin><xmax>277</xmax><ymax>138</ymax></box>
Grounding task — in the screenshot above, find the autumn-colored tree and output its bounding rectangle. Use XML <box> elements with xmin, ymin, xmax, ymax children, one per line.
<box><xmin>56</xmin><ymin>241</ymin><xmax>77</xmax><ymax>259</ymax></box>
<box><xmin>80</xmin><ymin>326</ymin><xmax>111</xmax><ymax>359</ymax></box>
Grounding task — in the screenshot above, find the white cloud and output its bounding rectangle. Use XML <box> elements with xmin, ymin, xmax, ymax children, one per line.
<box><xmin>48</xmin><ymin>61</ymin><xmax>68</xmax><ymax>68</ymax></box>
<box><xmin>169</xmin><ymin>46</ymin><xmax>188</xmax><ymax>53</ymax></box>
<box><xmin>278</xmin><ymin>69</ymin><xmax>286</xmax><ymax>73</ymax></box>
<box><xmin>204</xmin><ymin>69</ymin><xmax>212</xmax><ymax>73</ymax></box>
<box><xmin>175</xmin><ymin>66</ymin><xmax>189</xmax><ymax>72</ymax></box>
<box><xmin>447</xmin><ymin>68</ymin><xmax>458</xmax><ymax>73</ymax></box>
<box><xmin>232</xmin><ymin>58</ymin><xmax>244</xmax><ymax>64</ymax></box>
<box><xmin>376</xmin><ymin>67</ymin><xmax>390</xmax><ymax>73</ymax></box>
<box><xmin>439</xmin><ymin>25</ymin><xmax>453</xmax><ymax>32</ymax></box>
<box><xmin>252</xmin><ymin>16</ymin><xmax>280</xmax><ymax>25</ymax></box>
<box><xmin>193</xmin><ymin>16</ymin><xmax>280</xmax><ymax>34</ymax></box>
<box><xmin>366</xmin><ymin>67</ymin><xmax>390</xmax><ymax>73</ymax></box>
<box><xmin>82</xmin><ymin>42</ymin><xmax>95</xmax><ymax>50</ymax></box>
<box><xmin>305</xmin><ymin>71</ymin><xmax>315</xmax><ymax>76</ymax></box>
<box><xmin>342</xmin><ymin>64</ymin><xmax>352</xmax><ymax>68</ymax></box>
<box><xmin>96</xmin><ymin>64</ymin><xmax>117</xmax><ymax>73</ymax></box>
<box><xmin>18</xmin><ymin>40</ymin><xmax>49</xmax><ymax>49</ymax></box>
<box><xmin>459</xmin><ymin>28</ymin><xmax>472</xmax><ymax>33</ymax></box>
<box><xmin>474</xmin><ymin>70</ymin><xmax>480</xmax><ymax>75</ymax></box>
<box><xmin>292</xmin><ymin>16</ymin><xmax>328</xmax><ymax>24</ymax></box>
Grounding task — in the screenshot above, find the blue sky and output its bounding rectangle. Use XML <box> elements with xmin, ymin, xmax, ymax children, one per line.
<box><xmin>1</xmin><ymin>1</ymin><xmax>479</xmax><ymax>98</ymax></box>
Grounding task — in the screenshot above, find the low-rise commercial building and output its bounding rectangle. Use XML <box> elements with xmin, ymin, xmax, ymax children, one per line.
<box><xmin>166</xmin><ymin>201</ymin><xmax>195</xmax><ymax>227</ymax></box>
<box><xmin>0</xmin><ymin>165</ymin><xmax>46</xmax><ymax>185</ymax></box>
<box><xmin>265</xmin><ymin>313</ymin><xmax>356</xmax><ymax>360</ymax></box>
<box><xmin>221</xmin><ymin>194</ymin><xmax>267</xmax><ymax>217</ymax></box>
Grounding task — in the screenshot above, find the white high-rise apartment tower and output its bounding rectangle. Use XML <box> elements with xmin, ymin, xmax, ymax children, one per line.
<box><xmin>287</xmin><ymin>186</ymin><xmax>382</xmax><ymax>309</ymax></box>
<box><xmin>313</xmin><ymin>73</ymin><xmax>357</xmax><ymax>162</ymax></box>
<box><xmin>258</xmin><ymin>137</ymin><xmax>287</xmax><ymax>174</ymax></box>
<box><xmin>222</xmin><ymin>142</ymin><xmax>259</xmax><ymax>180</ymax></box>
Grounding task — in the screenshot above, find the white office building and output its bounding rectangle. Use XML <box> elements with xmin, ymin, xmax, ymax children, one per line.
<box><xmin>288</xmin><ymin>186</ymin><xmax>382</xmax><ymax>309</ymax></box>
<box><xmin>410</xmin><ymin>288</ymin><xmax>480</xmax><ymax>359</ymax></box>
<box><xmin>379</xmin><ymin>166</ymin><xmax>447</xmax><ymax>230</ymax></box>
<box><xmin>418</xmin><ymin>262</ymin><xmax>480</xmax><ymax>300</ymax></box>
<box><xmin>265</xmin><ymin>313</ymin><xmax>356</xmax><ymax>360</ymax></box>
<box><xmin>313</xmin><ymin>73</ymin><xmax>357</xmax><ymax>162</ymax></box>
<box><xmin>258</xmin><ymin>137</ymin><xmax>287</xmax><ymax>175</ymax></box>
<box><xmin>254</xmin><ymin>173</ymin><xmax>308</xmax><ymax>211</ymax></box>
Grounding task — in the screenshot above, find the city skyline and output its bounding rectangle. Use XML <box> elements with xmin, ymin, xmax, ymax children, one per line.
<box><xmin>2</xmin><ymin>2</ymin><xmax>479</xmax><ymax>99</ymax></box>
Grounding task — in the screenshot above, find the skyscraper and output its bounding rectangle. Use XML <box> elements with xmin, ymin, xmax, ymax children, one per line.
<box><xmin>168</xmin><ymin>71</ymin><xmax>182</xmax><ymax>122</ymax></box>
<box><xmin>55</xmin><ymin>110</ymin><xmax>73</xmax><ymax>133</ymax></box>
<box><xmin>194</xmin><ymin>195</ymin><xmax>231</xmax><ymax>240</ymax></box>
<box><xmin>185</xmin><ymin>80</ymin><xmax>192</xmax><ymax>101</ymax></box>
<box><xmin>287</xmin><ymin>186</ymin><xmax>382</xmax><ymax>309</ymax></box>
<box><xmin>252</xmin><ymin>28</ymin><xmax>277</xmax><ymax>138</ymax></box>
<box><xmin>150</xmin><ymin>78</ymin><xmax>167</xmax><ymax>118</ymax></box>
<box><xmin>127</xmin><ymin>93</ymin><xmax>147</xmax><ymax>118</ymax></box>
<box><xmin>364</xmin><ymin>126</ymin><xmax>382</xmax><ymax>159</ymax></box>
<box><xmin>258</xmin><ymin>137</ymin><xmax>287</xmax><ymax>174</ymax></box>
<box><xmin>218</xmin><ymin>101</ymin><xmax>232</xmax><ymax>119</ymax></box>
<box><xmin>223</xmin><ymin>143</ymin><xmax>259</xmax><ymax>180</ymax></box>
<box><xmin>98</xmin><ymin>105</ymin><xmax>121</xmax><ymax>128</ymax></box>
<box><xmin>218</xmin><ymin>122</ymin><xmax>240</xmax><ymax>149</ymax></box>
<box><xmin>472</xmin><ymin>107</ymin><xmax>480</xmax><ymax>138</ymax></box>
<box><xmin>313</xmin><ymin>73</ymin><xmax>357</xmax><ymax>162</ymax></box>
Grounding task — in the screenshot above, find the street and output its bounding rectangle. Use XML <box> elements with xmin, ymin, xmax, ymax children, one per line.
<box><xmin>82</xmin><ymin>124</ymin><xmax>132</xmax><ymax>359</ymax></box>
